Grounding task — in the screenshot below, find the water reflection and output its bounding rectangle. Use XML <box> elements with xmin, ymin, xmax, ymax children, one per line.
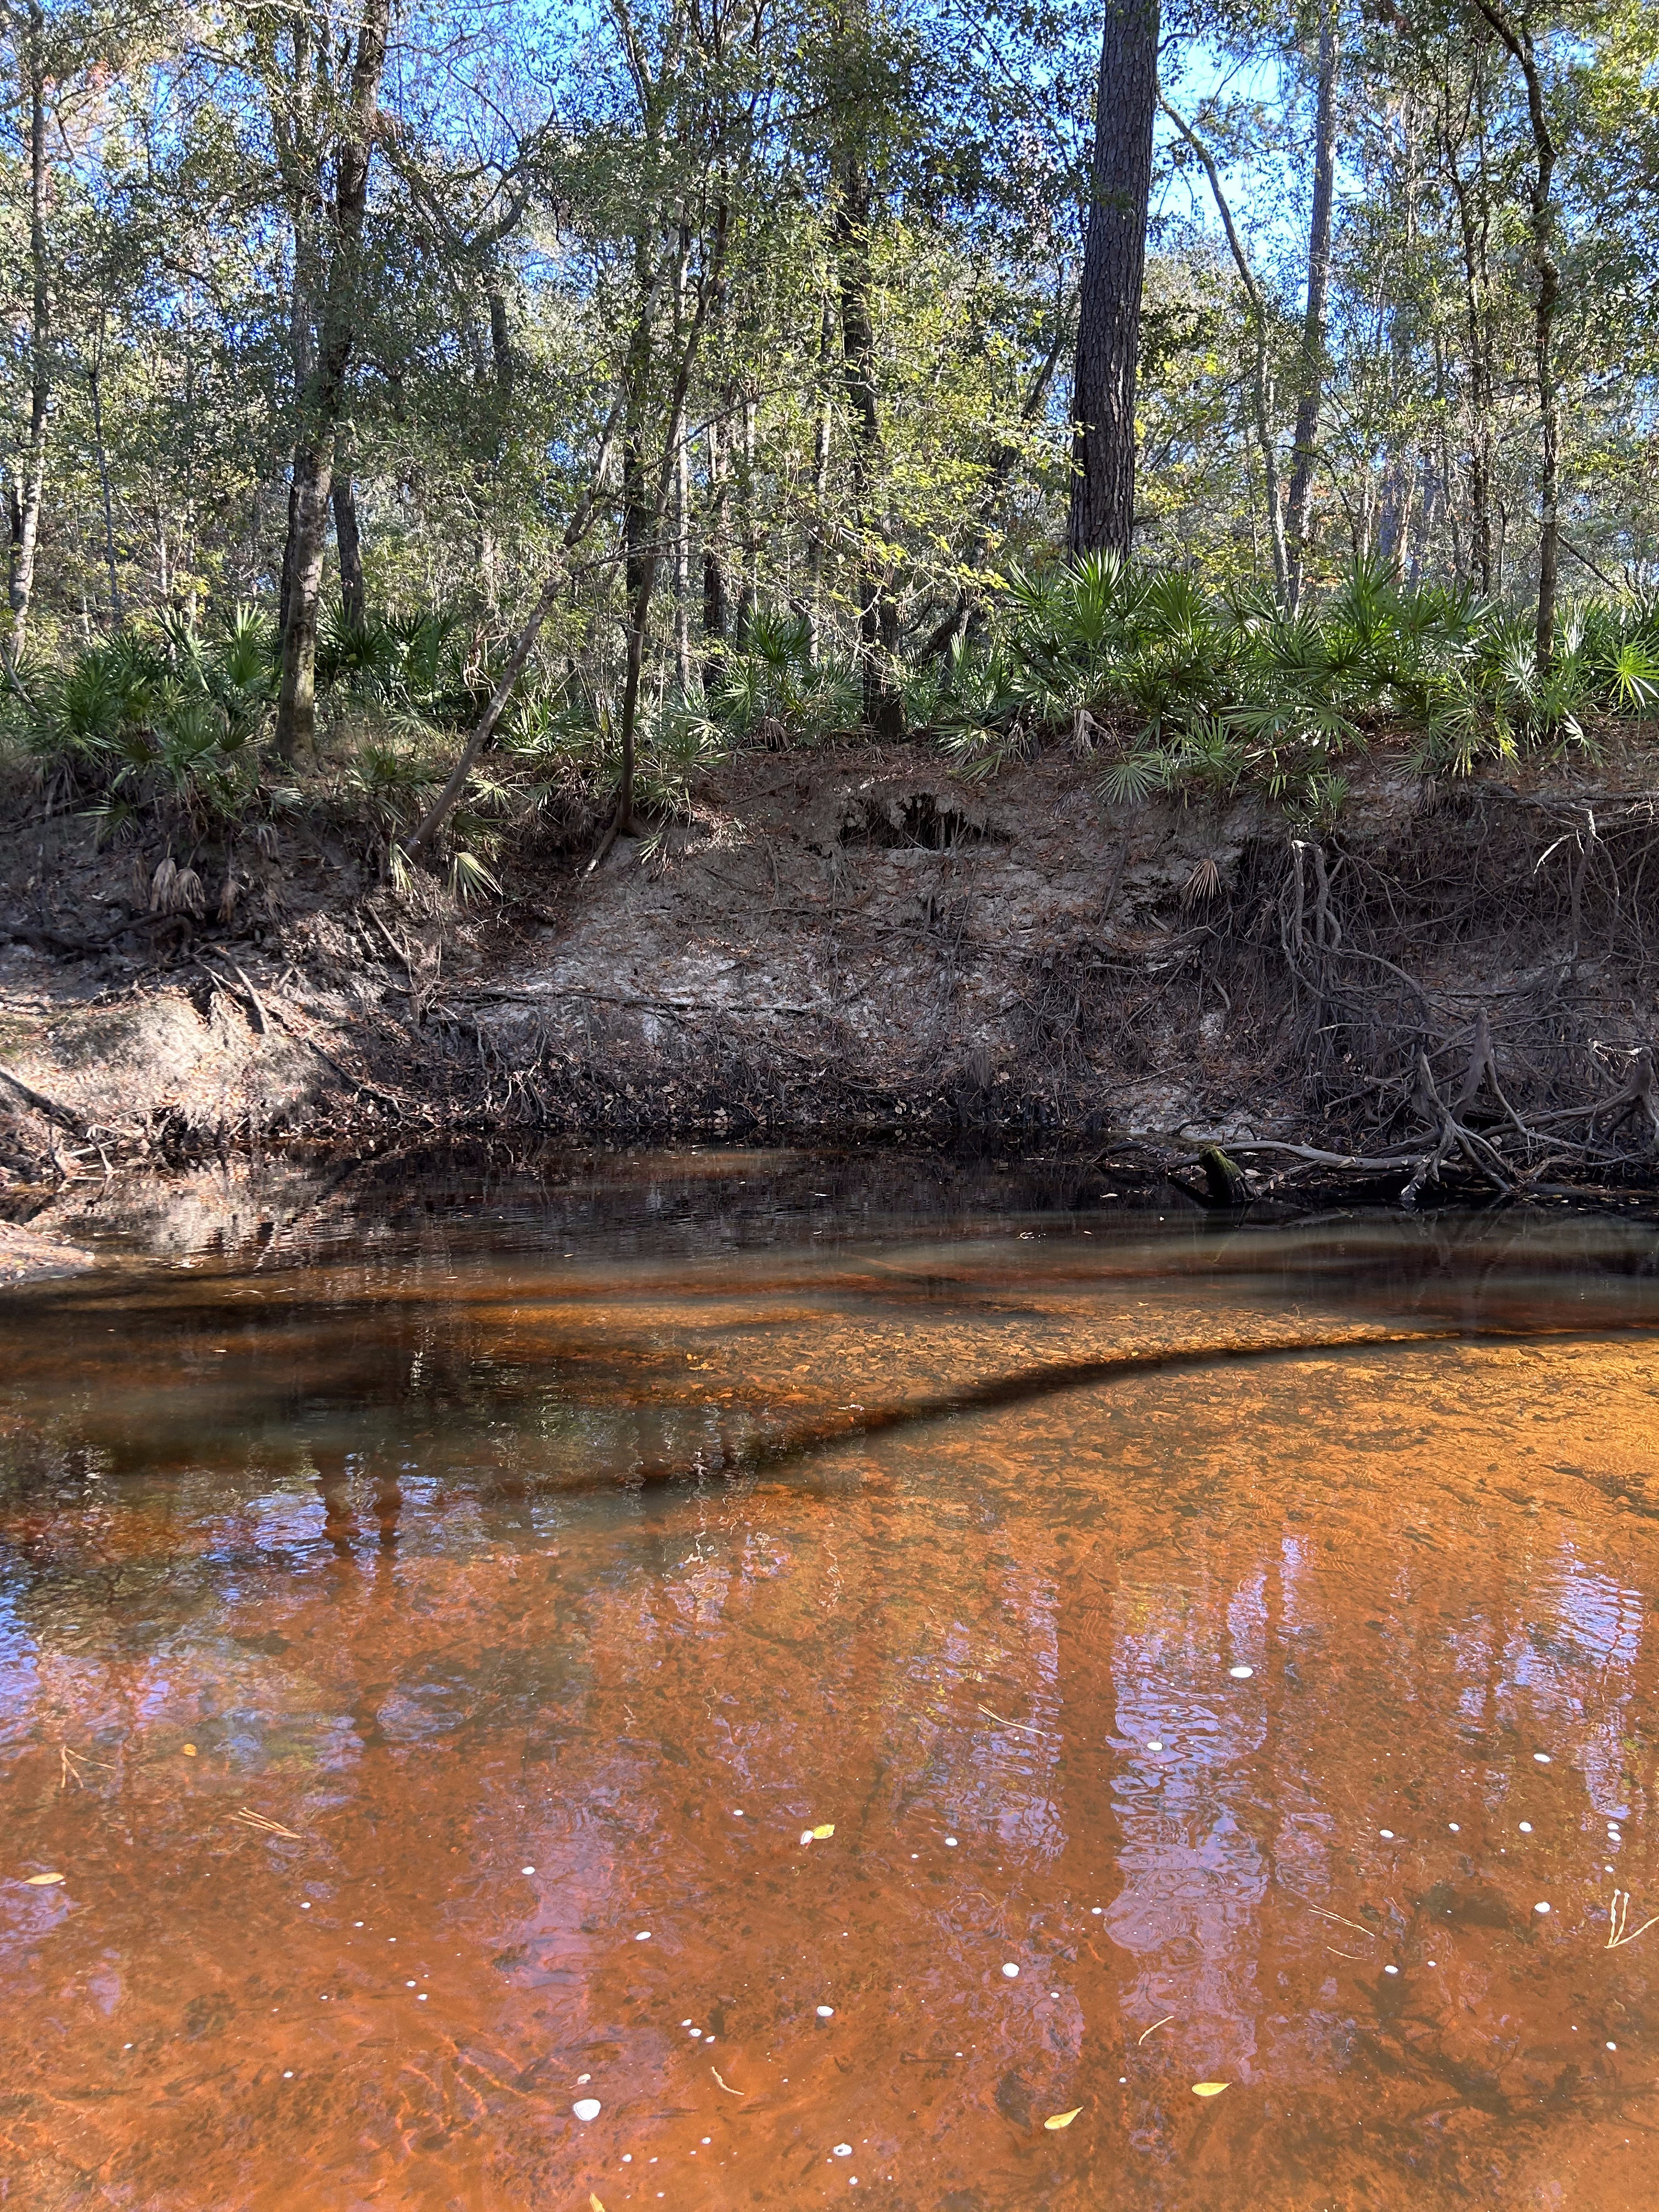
<box><xmin>2</xmin><ymin>1156</ymin><xmax>1658</xmax><ymax>2208</ymax></box>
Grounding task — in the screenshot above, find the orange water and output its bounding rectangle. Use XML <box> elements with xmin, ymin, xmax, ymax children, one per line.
<box><xmin>4</xmin><ymin>1155</ymin><xmax>1659</xmax><ymax>2209</ymax></box>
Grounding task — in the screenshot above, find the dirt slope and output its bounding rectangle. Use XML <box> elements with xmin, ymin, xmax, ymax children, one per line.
<box><xmin>2</xmin><ymin>737</ymin><xmax>1656</xmax><ymax>1193</ymax></box>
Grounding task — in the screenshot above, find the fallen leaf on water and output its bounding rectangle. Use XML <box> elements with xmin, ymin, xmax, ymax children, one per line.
<box><xmin>24</xmin><ymin>1873</ymin><xmax>64</xmax><ymax>1886</ymax></box>
<box><xmin>1044</xmin><ymin>2107</ymin><xmax>1084</xmax><ymax>2130</ymax></box>
<box><xmin>811</xmin><ymin>1824</ymin><xmax>836</xmax><ymax>1841</ymax></box>
<box><xmin>590</xmin><ymin>2196</ymin><xmax>605</xmax><ymax>2211</ymax></box>
<box><xmin>1191</xmin><ymin>2082</ymin><xmax>1229</xmax><ymax>2098</ymax></box>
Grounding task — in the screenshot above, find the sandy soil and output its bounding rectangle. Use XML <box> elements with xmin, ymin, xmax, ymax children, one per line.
<box><xmin>2</xmin><ymin>737</ymin><xmax>1655</xmax><ymax>1191</ymax></box>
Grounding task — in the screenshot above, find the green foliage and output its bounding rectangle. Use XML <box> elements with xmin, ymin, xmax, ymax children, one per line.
<box><xmin>934</xmin><ymin>556</ymin><xmax>1659</xmax><ymax>818</ymax></box>
<box><xmin>5</xmin><ymin>609</ymin><xmax>275</xmax><ymax>829</ymax></box>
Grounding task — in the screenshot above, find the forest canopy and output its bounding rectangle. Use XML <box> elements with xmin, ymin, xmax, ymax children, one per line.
<box><xmin>2</xmin><ymin>0</ymin><xmax>1658</xmax><ymax>848</ymax></box>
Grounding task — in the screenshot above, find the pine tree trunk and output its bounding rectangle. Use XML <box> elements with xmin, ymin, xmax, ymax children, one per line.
<box><xmin>1285</xmin><ymin>12</ymin><xmax>1338</xmax><ymax>610</ymax></box>
<box><xmin>1068</xmin><ymin>0</ymin><xmax>1160</xmax><ymax>556</ymax></box>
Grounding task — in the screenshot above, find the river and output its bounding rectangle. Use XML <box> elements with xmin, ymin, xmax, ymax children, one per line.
<box><xmin>3</xmin><ymin>1149</ymin><xmax>1657</xmax><ymax>2208</ymax></box>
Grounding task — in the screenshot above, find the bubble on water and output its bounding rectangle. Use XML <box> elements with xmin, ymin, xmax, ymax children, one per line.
<box><xmin>1228</xmin><ymin>1666</ymin><xmax>1254</xmax><ymax>1680</ymax></box>
<box><xmin>733</xmin><ymin>1810</ymin><xmax>744</xmax><ymax>1818</ymax></box>
<box><xmin>406</xmin><ymin>1980</ymin><xmax>417</xmax><ymax>1988</ymax></box>
<box><xmin>1147</xmin><ymin>1740</ymin><xmax>1163</xmax><ymax>1751</ymax></box>
<box><xmin>353</xmin><ymin>1921</ymin><xmax>364</xmax><ymax>1927</ymax></box>
<box><xmin>702</xmin><ymin>2137</ymin><xmax>712</xmax><ymax>2145</ymax></box>
<box><xmin>1535</xmin><ymin>1901</ymin><xmax>1551</xmax><ymax>1914</ymax></box>
<box><xmin>681</xmin><ymin>2019</ymin><xmax>693</xmax><ymax>2027</ymax></box>
<box><xmin>1379</xmin><ymin>1830</ymin><xmax>1395</xmax><ymax>1839</ymax></box>
<box><xmin>1608</xmin><ymin>2041</ymin><xmax>1618</xmax><ymax>2050</ymax></box>
<box><xmin>300</xmin><ymin>1901</ymin><xmax>311</xmax><ymax>1910</ymax></box>
<box><xmin>945</xmin><ymin>1837</ymin><xmax>958</xmax><ymax>1847</ymax></box>
<box><xmin>635</xmin><ymin>1931</ymin><xmax>651</xmax><ymax>1941</ymax></box>
<box><xmin>283</xmin><ymin>2070</ymin><xmax>294</xmax><ymax>2079</ymax></box>
<box><xmin>817</xmin><ymin>2005</ymin><xmax>835</xmax><ymax>2018</ymax></box>
<box><xmin>1519</xmin><ymin>1822</ymin><xmax>1532</xmax><ymax>1833</ymax></box>
<box><xmin>521</xmin><ymin>1866</ymin><xmax>535</xmax><ymax>1875</ymax></box>
<box><xmin>1534</xmin><ymin>1753</ymin><xmax>1551</xmax><ymax>1764</ymax></box>
<box><xmin>1092</xmin><ymin>1906</ymin><xmax>1103</xmax><ymax>1915</ymax></box>
<box><xmin>833</xmin><ymin>2143</ymin><xmax>853</xmax><ymax>2157</ymax></box>
<box><xmin>573</xmin><ymin>2098</ymin><xmax>602</xmax><ymax>2121</ymax></box>
<box><xmin>1448</xmin><ymin>1824</ymin><xmax>1459</xmax><ymax>1833</ymax></box>
<box><xmin>577</xmin><ymin>2074</ymin><xmax>591</xmax><ymax>2085</ymax></box>
<box><xmin>690</xmin><ymin>2028</ymin><xmax>702</xmax><ymax>2038</ymax></box>
<box><xmin>1001</xmin><ymin>1962</ymin><xmax>1020</xmax><ymax>1979</ymax></box>
<box><xmin>416</xmin><ymin>1993</ymin><xmax>427</xmax><ymax>2001</ymax></box>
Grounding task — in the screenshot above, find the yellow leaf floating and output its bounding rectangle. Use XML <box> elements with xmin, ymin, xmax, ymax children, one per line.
<box><xmin>811</xmin><ymin>1824</ymin><xmax>836</xmax><ymax>1841</ymax></box>
<box><xmin>1044</xmin><ymin>2107</ymin><xmax>1084</xmax><ymax>2130</ymax></box>
<box><xmin>24</xmin><ymin>1873</ymin><xmax>65</xmax><ymax>1886</ymax></box>
<box><xmin>590</xmin><ymin>2196</ymin><xmax>606</xmax><ymax>2212</ymax></box>
<box><xmin>1191</xmin><ymin>2082</ymin><xmax>1229</xmax><ymax>2098</ymax></box>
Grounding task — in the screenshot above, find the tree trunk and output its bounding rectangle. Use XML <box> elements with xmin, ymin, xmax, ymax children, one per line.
<box><xmin>836</xmin><ymin>159</ymin><xmax>901</xmax><ymax>736</ymax></box>
<box><xmin>1476</xmin><ymin>0</ymin><xmax>1558</xmax><ymax>669</ymax></box>
<box><xmin>487</xmin><ymin>277</ymin><xmax>514</xmax><ymax>398</ymax></box>
<box><xmin>672</xmin><ymin>424</ymin><xmax>692</xmax><ymax>689</ymax></box>
<box><xmin>1068</xmin><ymin>0</ymin><xmax>1160</xmax><ymax>556</ymax></box>
<box><xmin>9</xmin><ymin>1</ymin><xmax>50</xmax><ymax>661</ymax></box>
<box><xmin>735</xmin><ymin>387</ymin><xmax>758</xmax><ymax>644</ymax></box>
<box><xmin>332</xmin><ymin>470</ymin><xmax>365</xmax><ymax>624</ymax></box>
<box><xmin>88</xmin><ymin>324</ymin><xmax>121</xmax><ymax>628</ymax></box>
<box><xmin>1160</xmin><ymin>93</ymin><xmax>1289</xmax><ymax>602</ymax></box>
<box><xmin>702</xmin><ymin>413</ymin><xmax>729</xmax><ymax>668</ymax></box>
<box><xmin>1284</xmin><ymin>12</ymin><xmax>1338</xmax><ymax>610</ymax></box>
<box><xmin>276</xmin><ymin>443</ymin><xmax>331</xmax><ymax>756</ymax></box>
<box><xmin>273</xmin><ymin>0</ymin><xmax>391</xmax><ymax>759</ymax></box>
<box><xmin>1443</xmin><ymin>68</ymin><xmax>1495</xmax><ymax>596</ymax></box>
<box><xmin>805</xmin><ymin>291</ymin><xmax>834</xmax><ymax>662</ymax></box>
<box><xmin>610</xmin><ymin>207</ymin><xmax>725</xmax><ymax>840</ymax></box>
<box><xmin>671</xmin><ymin>225</ymin><xmax>693</xmax><ymax>689</ymax></box>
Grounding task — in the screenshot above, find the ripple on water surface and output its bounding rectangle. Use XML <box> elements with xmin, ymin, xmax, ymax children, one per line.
<box><xmin>2</xmin><ymin>1153</ymin><xmax>1658</xmax><ymax>2209</ymax></box>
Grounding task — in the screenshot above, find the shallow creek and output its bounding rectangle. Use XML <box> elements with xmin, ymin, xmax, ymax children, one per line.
<box><xmin>4</xmin><ymin>1152</ymin><xmax>1659</xmax><ymax>2209</ymax></box>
